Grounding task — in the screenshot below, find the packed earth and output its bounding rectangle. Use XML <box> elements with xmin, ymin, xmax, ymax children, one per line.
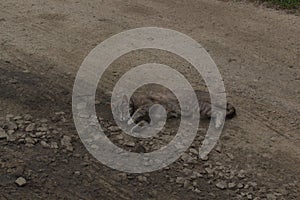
<box><xmin>0</xmin><ymin>0</ymin><xmax>299</xmax><ymax>199</ymax></box>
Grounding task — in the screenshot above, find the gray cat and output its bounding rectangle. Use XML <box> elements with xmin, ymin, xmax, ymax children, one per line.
<box><xmin>112</xmin><ymin>90</ymin><xmax>236</xmax><ymax>133</ymax></box>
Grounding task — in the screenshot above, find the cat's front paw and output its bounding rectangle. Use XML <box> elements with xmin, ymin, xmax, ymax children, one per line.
<box><xmin>127</xmin><ymin>118</ymin><xmax>134</xmax><ymax>125</ymax></box>
<box><xmin>214</xmin><ymin>113</ymin><xmax>225</xmax><ymax>129</ymax></box>
<box><xmin>130</xmin><ymin>121</ymin><xmax>149</xmax><ymax>133</ymax></box>
<box><xmin>214</xmin><ymin>118</ymin><xmax>222</xmax><ymax>129</ymax></box>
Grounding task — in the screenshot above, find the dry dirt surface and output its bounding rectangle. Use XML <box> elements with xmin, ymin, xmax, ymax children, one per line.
<box><xmin>0</xmin><ymin>0</ymin><xmax>299</xmax><ymax>199</ymax></box>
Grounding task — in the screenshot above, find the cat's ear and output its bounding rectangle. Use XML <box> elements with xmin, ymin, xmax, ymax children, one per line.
<box><xmin>122</xmin><ymin>95</ymin><xmax>129</xmax><ymax>104</ymax></box>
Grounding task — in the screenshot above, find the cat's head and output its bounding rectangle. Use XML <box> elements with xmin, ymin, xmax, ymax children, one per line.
<box><xmin>111</xmin><ymin>95</ymin><xmax>133</xmax><ymax>122</ymax></box>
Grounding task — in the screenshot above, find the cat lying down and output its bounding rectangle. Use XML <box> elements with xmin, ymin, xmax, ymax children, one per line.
<box><xmin>112</xmin><ymin>90</ymin><xmax>236</xmax><ymax>133</ymax></box>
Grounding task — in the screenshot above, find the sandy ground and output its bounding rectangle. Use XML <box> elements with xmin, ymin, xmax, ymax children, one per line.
<box><xmin>0</xmin><ymin>0</ymin><xmax>299</xmax><ymax>199</ymax></box>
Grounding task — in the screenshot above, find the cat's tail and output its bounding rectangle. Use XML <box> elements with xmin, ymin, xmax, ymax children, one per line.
<box><xmin>226</xmin><ymin>103</ymin><xmax>236</xmax><ymax>119</ymax></box>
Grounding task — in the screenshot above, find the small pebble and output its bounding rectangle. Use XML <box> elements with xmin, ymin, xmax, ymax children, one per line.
<box><xmin>137</xmin><ymin>175</ymin><xmax>147</xmax><ymax>182</ymax></box>
<box><xmin>74</xmin><ymin>171</ymin><xmax>81</xmax><ymax>175</ymax></box>
<box><xmin>0</xmin><ymin>128</ymin><xmax>7</xmax><ymax>140</ymax></box>
<box><xmin>125</xmin><ymin>141</ymin><xmax>135</xmax><ymax>147</ymax></box>
<box><xmin>216</xmin><ymin>181</ymin><xmax>227</xmax><ymax>189</ymax></box>
<box><xmin>228</xmin><ymin>182</ymin><xmax>236</xmax><ymax>189</ymax></box>
<box><xmin>15</xmin><ymin>177</ymin><xmax>27</xmax><ymax>187</ymax></box>
<box><xmin>25</xmin><ymin>123</ymin><xmax>35</xmax><ymax>132</ymax></box>
<box><xmin>41</xmin><ymin>141</ymin><xmax>50</xmax><ymax>148</ymax></box>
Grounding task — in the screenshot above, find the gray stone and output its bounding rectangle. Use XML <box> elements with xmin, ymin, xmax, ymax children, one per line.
<box><xmin>13</xmin><ymin>116</ymin><xmax>22</xmax><ymax>120</ymax></box>
<box><xmin>6</xmin><ymin>114</ymin><xmax>14</xmax><ymax>121</ymax></box>
<box><xmin>266</xmin><ymin>194</ymin><xmax>276</xmax><ymax>200</ymax></box>
<box><xmin>216</xmin><ymin>181</ymin><xmax>227</xmax><ymax>189</ymax></box>
<box><xmin>25</xmin><ymin>137</ymin><xmax>35</xmax><ymax>145</ymax></box>
<box><xmin>24</xmin><ymin>114</ymin><xmax>33</xmax><ymax>121</ymax></box>
<box><xmin>183</xmin><ymin>180</ymin><xmax>191</xmax><ymax>188</ymax></box>
<box><xmin>193</xmin><ymin>188</ymin><xmax>201</xmax><ymax>193</ymax></box>
<box><xmin>35</xmin><ymin>132</ymin><xmax>46</xmax><ymax>137</ymax></box>
<box><xmin>55</xmin><ymin>111</ymin><xmax>65</xmax><ymax>115</ymax></box>
<box><xmin>237</xmin><ymin>183</ymin><xmax>244</xmax><ymax>189</ymax></box>
<box><xmin>25</xmin><ymin>123</ymin><xmax>35</xmax><ymax>132</ymax></box>
<box><xmin>226</xmin><ymin>153</ymin><xmax>234</xmax><ymax>160</ymax></box>
<box><xmin>228</xmin><ymin>182</ymin><xmax>236</xmax><ymax>189</ymax></box>
<box><xmin>15</xmin><ymin>177</ymin><xmax>27</xmax><ymax>187</ymax></box>
<box><xmin>108</xmin><ymin>126</ymin><xmax>120</xmax><ymax>132</ymax></box>
<box><xmin>205</xmin><ymin>167</ymin><xmax>213</xmax><ymax>175</ymax></box>
<box><xmin>237</xmin><ymin>170</ymin><xmax>246</xmax><ymax>179</ymax></box>
<box><xmin>7</xmin><ymin>134</ymin><xmax>16</xmax><ymax>142</ymax></box>
<box><xmin>40</xmin><ymin>141</ymin><xmax>50</xmax><ymax>148</ymax></box>
<box><xmin>248</xmin><ymin>181</ymin><xmax>258</xmax><ymax>188</ymax></box>
<box><xmin>137</xmin><ymin>175</ymin><xmax>147</xmax><ymax>182</ymax></box>
<box><xmin>16</xmin><ymin>120</ymin><xmax>25</xmax><ymax>125</ymax></box>
<box><xmin>40</xmin><ymin>119</ymin><xmax>48</xmax><ymax>123</ymax></box>
<box><xmin>74</xmin><ymin>171</ymin><xmax>81</xmax><ymax>175</ymax></box>
<box><xmin>116</xmin><ymin>134</ymin><xmax>124</xmax><ymax>140</ymax></box>
<box><xmin>61</xmin><ymin>135</ymin><xmax>73</xmax><ymax>151</ymax></box>
<box><xmin>181</xmin><ymin>153</ymin><xmax>195</xmax><ymax>163</ymax></box>
<box><xmin>191</xmin><ymin>171</ymin><xmax>203</xmax><ymax>179</ymax></box>
<box><xmin>50</xmin><ymin>142</ymin><xmax>59</xmax><ymax>149</ymax></box>
<box><xmin>247</xmin><ymin>194</ymin><xmax>253</xmax><ymax>200</ymax></box>
<box><xmin>37</xmin><ymin>127</ymin><xmax>48</xmax><ymax>132</ymax></box>
<box><xmin>201</xmin><ymin>155</ymin><xmax>209</xmax><ymax>161</ymax></box>
<box><xmin>0</xmin><ymin>128</ymin><xmax>7</xmax><ymax>140</ymax></box>
<box><xmin>8</xmin><ymin>122</ymin><xmax>18</xmax><ymax>130</ymax></box>
<box><xmin>176</xmin><ymin>177</ymin><xmax>185</xmax><ymax>185</ymax></box>
<box><xmin>125</xmin><ymin>141</ymin><xmax>135</xmax><ymax>147</ymax></box>
<box><xmin>189</xmin><ymin>148</ymin><xmax>198</xmax><ymax>155</ymax></box>
<box><xmin>117</xmin><ymin>173</ymin><xmax>127</xmax><ymax>181</ymax></box>
<box><xmin>182</xmin><ymin>168</ymin><xmax>193</xmax><ymax>176</ymax></box>
<box><xmin>215</xmin><ymin>145</ymin><xmax>222</xmax><ymax>153</ymax></box>
<box><xmin>148</xmin><ymin>190</ymin><xmax>158</xmax><ymax>197</ymax></box>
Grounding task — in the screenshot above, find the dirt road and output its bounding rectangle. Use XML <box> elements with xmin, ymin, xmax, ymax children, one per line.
<box><xmin>0</xmin><ymin>0</ymin><xmax>299</xmax><ymax>199</ymax></box>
